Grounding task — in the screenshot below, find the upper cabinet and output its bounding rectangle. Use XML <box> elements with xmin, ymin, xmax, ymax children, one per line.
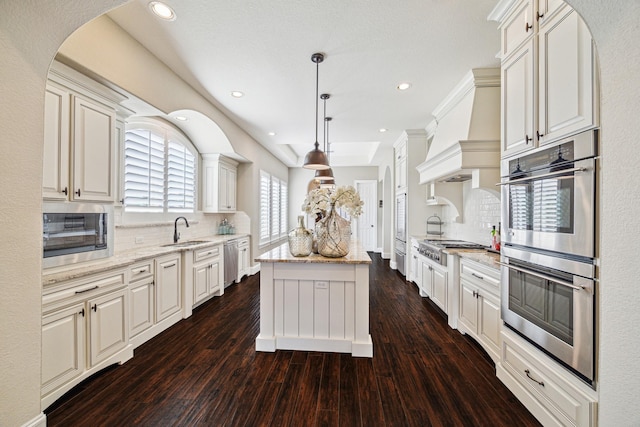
<box><xmin>202</xmin><ymin>154</ymin><xmax>238</xmax><ymax>213</ymax></box>
<box><xmin>394</xmin><ymin>139</ymin><xmax>407</xmax><ymax>193</ymax></box>
<box><xmin>494</xmin><ymin>0</ymin><xmax>598</xmax><ymax>158</ymax></box>
<box><xmin>43</xmin><ymin>62</ymin><xmax>127</xmax><ymax>202</ymax></box>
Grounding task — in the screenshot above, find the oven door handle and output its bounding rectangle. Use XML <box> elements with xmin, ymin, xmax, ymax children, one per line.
<box><xmin>497</xmin><ymin>262</ymin><xmax>585</xmax><ymax>291</ymax></box>
<box><xmin>496</xmin><ymin>166</ymin><xmax>588</xmax><ymax>186</ymax></box>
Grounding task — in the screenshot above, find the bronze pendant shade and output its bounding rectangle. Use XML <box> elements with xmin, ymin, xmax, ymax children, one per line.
<box><xmin>303</xmin><ymin>53</ymin><xmax>330</xmax><ymax>170</ymax></box>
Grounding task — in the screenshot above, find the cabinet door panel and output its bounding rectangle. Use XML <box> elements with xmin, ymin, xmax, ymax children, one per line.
<box><xmin>72</xmin><ymin>96</ymin><xmax>114</xmax><ymax>202</ymax></box>
<box><xmin>479</xmin><ymin>292</ymin><xmax>501</xmax><ymax>352</ymax></box>
<box><xmin>130</xmin><ymin>280</ymin><xmax>154</xmax><ymax>337</ymax></box>
<box><xmin>459</xmin><ymin>281</ymin><xmax>478</xmax><ymax>333</ymax></box>
<box><xmin>500</xmin><ymin>0</ymin><xmax>534</xmax><ymax>58</ymax></box>
<box><xmin>502</xmin><ymin>38</ymin><xmax>536</xmax><ymax>157</ymax></box>
<box><xmin>194</xmin><ymin>264</ymin><xmax>209</xmax><ymax>304</ymax></box>
<box><xmin>43</xmin><ymin>84</ymin><xmax>70</xmax><ymax>200</ymax></box>
<box><xmin>431</xmin><ymin>267</ymin><xmax>448</xmax><ymax>312</ymax></box>
<box><xmin>156</xmin><ymin>256</ymin><xmax>181</xmax><ymax>321</ymax></box>
<box><xmin>42</xmin><ymin>303</ymin><xmax>85</xmax><ymax>395</ymax></box>
<box><xmin>421</xmin><ymin>262</ymin><xmax>432</xmax><ymax>297</ymax></box>
<box><xmin>210</xmin><ymin>262</ymin><xmax>221</xmax><ymax>294</ymax></box>
<box><xmin>89</xmin><ymin>289</ymin><xmax>128</xmax><ymax>367</ymax></box>
<box><xmin>538</xmin><ymin>9</ymin><xmax>595</xmax><ymax>144</ymax></box>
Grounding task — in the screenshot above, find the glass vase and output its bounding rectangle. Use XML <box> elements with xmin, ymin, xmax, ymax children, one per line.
<box><xmin>288</xmin><ymin>215</ymin><xmax>313</xmax><ymax>257</ymax></box>
<box><xmin>316</xmin><ymin>204</ymin><xmax>351</xmax><ymax>257</ymax></box>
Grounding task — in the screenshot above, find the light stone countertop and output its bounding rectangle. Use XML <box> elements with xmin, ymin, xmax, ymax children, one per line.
<box><xmin>256</xmin><ymin>240</ymin><xmax>371</xmax><ymax>264</ymax></box>
<box><xmin>42</xmin><ymin>234</ymin><xmax>249</xmax><ymax>286</ymax></box>
<box><xmin>445</xmin><ymin>248</ymin><xmax>501</xmax><ymax>271</ymax></box>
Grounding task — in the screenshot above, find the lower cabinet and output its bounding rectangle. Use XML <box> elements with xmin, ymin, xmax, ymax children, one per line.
<box><xmin>182</xmin><ymin>244</ymin><xmax>224</xmax><ymax>317</ymax></box>
<box><xmin>498</xmin><ymin>328</ymin><xmax>598</xmax><ymax>427</ymax></box>
<box><xmin>155</xmin><ymin>253</ymin><xmax>182</xmax><ymax>322</ymax></box>
<box><xmin>419</xmin><ymin>256</ymin><xmax>448</xmax><ymax>313</ymax></box>
<box><xmin>41</xmin><ymin>269</ymin><xmax>132</xmax><ymax>409</ymax></box>
<box><xmin>457</xmin><ymin>258</ymin><xmax>501</xmax><ymax>364</ymax></box>
<box><xmin>237</xmin><ymin>237</ymin><xmax>250</xmax><ymax>282</ymax></box>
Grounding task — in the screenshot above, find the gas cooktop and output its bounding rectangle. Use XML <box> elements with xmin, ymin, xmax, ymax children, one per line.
<box><xmin>418</xmin><ymin>240</ymin><xmax>487</xmax><ymax>266</ymax></box>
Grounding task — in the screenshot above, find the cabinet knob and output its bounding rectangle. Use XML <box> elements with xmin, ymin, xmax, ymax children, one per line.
<box><xmin>525</xmin><ymin>22</ymin><xmax>533</xmax><ymax>32</ymax></box>
<box><xmin>62</xmin><ymin>187</ymin><xmax>68</xmax><ymax>196</ymax></box>
<box><xmin>536</xmin><ymin>130</ymin><xmax>544</xmax><ymax>141</ymax></box>
<box><xmin>79</xmin><ymin>308</ymin><xmax>85</xmax><ymax>317</ymax></box>
<box><xmin>91</xmin><ymin>304</ymin><xmax>97</xmax><ymax>312</ymax></box>
<box><xmin>525</xmin><ymin>134</ymin><xmax>532</xmax><ymax>144</ymax></box>
<box><xmin>536</xmin><ymin>12</ymin><xmax>544</xmax><ymax>21</ymax></box>
<box><xmin>75</xmin><ymin>189</ymin><xmax>81</xmax><ymax>197</ymax></box>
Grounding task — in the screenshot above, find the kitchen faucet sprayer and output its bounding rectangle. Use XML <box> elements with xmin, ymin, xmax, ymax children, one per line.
<box><xmin>174</xmin><ymin>216</ymin><xmax>190</xmax><ymax>243</ymax></box>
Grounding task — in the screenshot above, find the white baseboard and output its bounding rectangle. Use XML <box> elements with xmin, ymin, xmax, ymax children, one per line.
<box><xmin>250</xmin><ymin>264</ymin><xmax>260</xmax><ymax>275</ymax></box>
<box><xmin>381</xmin><ymin>251</ymin><xmax>391</xmax><ymax>259</ymax></box>
<box><xmin>375</xmin><ymin>247</ymin><xmax>382</xmax><ymax>253</ymax></box>
<box><xmin>389</xmin><ymin>260</ymin><xmax>397</xmax><ymax>270</ymax></box>
<box><xmin>22</xmin><ymin>413</ymin><xmax>46</xmax><ymax>427</ymax></box>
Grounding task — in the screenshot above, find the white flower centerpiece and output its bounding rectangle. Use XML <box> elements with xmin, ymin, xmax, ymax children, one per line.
<box><xmin>302</xmin><ymin>185</ymin><xmax>364</xmax><ymax>257</ymax></box>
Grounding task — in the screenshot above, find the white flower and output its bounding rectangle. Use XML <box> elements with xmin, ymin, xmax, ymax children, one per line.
<box><xmin>302</xmin><ymin>185</ymin><xmax>364</xmax><ymax>218</ymax></box>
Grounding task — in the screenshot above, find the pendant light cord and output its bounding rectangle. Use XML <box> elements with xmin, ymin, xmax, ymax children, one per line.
<box><xmin>314</xmin><ymin>60</ymin><xmax>320</xmax><ymax>149</ymax></box>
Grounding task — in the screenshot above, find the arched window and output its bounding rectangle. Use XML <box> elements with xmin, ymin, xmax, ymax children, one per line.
<box><xmin>123</xmin><ymin>119</ymin><xmax>196</xmax><ymax>213</ymax></box>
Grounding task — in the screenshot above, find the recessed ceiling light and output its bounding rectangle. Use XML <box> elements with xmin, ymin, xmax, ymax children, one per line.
<box><xmin>396</xmin><ymin>82</ymin><xmax>412</xmax><ymax>91</ymax></box>
<box><xmin>174</xmin><ymin>116</ymin><xmax>188</xmax><ymax>121</ymax></box>
<box><xmin>268</xmin><ymin>132</ymin><xmax>276</xmax><ymax>136</ymax></box>
<box><xmin>379</xmin><ymin>128</ymin><xmax>388</xmax><ymax>133</ymax></box>
<box><xmin>231</xmin><ymin>91</ymin><xmax>244</xmax><ymax>98</ymax></box>
<box><xmin>149</xmin><ymin>2</ymin><xmax>176</xmax><ymax>21</ymax></box>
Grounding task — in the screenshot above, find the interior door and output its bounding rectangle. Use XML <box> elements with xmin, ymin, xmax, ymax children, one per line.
<box><xmin>355</xmin><ymin>180</ymin><xmax>377</xmax><ymax>251</ymax></box>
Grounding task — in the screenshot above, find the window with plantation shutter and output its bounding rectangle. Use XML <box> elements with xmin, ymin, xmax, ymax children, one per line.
<box><xmin>259</xmin><ymin>170</ymin><xmax>288</xmax><ymax>246</ymax></box>
<box><xmin>124</xmin><ymin>123</ymin><xmax>197</xmax><ymax>213</ymax></box>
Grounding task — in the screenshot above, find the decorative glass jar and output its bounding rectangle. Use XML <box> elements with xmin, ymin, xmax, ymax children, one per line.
<box><xmin>288</xmin><ymin>216</ymin><xmax>313</xmax><ymax>257</ymax></box>
<box><xmin>316</xmin><ymin>204</ymin><xmax>351</xmax><ymax>257</ymax></box>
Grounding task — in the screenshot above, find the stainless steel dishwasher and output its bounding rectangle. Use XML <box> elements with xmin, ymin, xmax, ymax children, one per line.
<box><xmin>223</xmin><ymin>239</ymin><xmax>238</xmax><ymax>288</ymax></box>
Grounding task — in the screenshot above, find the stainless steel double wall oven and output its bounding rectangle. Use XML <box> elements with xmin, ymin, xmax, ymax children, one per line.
<box><xmin>499</xmin><ymin>130</ymin><xmax>598</xmax><ymax>386</ymax></box>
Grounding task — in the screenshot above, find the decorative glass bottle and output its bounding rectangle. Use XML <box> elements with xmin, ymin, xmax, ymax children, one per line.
<box><xmin>288</xmin><ymin>215</ymin><xmax>313</xmax><ymax>257</ymax></box>
<box><xmin>316</xmin><ymin>203</ymin><xmax>351</xmax><ymax>257</ymax></box>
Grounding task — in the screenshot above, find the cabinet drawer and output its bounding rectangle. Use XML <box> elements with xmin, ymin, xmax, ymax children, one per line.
<box><xmin>460</xmin><ymin>260</ymin><xmax>500</xmax><ymax>292</ymax></box>
<box><xmin>129</xmin><ymin>261</ymin><xmax>154</xmax><ymax>282</ymax></box>
<box><xmin>43</xmin><ymin>270</ymin><xmax>127</xmax><ymax>311</ymax></box>
<box><xmin>194</xmin><ymin>245</ymin><xmax>221</xmax><ymax>263</ymax></box>
<box><xmin>501</xmin><ymin>332</ymin><xmax>596</xmax><ymax>426</ymax></box>
<box><xmin>237</xmin><ymin>238</ymin><xmax>249</xmax><ymax>249</ymax></box>
<box><xmin>500</xmin><ymin>0</ymin><xmax>534</xmax><ymax>59</ymax></box>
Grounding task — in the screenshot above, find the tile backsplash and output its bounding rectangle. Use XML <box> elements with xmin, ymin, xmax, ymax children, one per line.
<box><xmin>114</xmin><ymin>210</ymin><xmax>250</xmax><ymax>254</ymax></box>
<box><xmin>441</xmin><ymin>181</ymin><xmax>500</xmax><ymax>246</ymax></box>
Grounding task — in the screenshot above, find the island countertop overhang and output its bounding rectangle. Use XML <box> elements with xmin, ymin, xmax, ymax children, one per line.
<box><xmin>255</xmin><ymin>240</ymin><xmax>371</xmax><ymax>264</ymax></box>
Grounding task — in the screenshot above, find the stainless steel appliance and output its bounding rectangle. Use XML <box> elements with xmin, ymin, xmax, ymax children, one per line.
<box><xmin>224</xmin><ymin>239</ymin><xmax>238</xmax><ymax>287</ymax></box>
<box><xmin>499</xmin><ymin>129</ymin><xmax>599</xmax><ymax>386</ymax></box>
<box><xmin>500</xmin><ymin>245</ymin><xmax>596</xmax><ymax>385</ymax></box>
<box><xmin>418</xmin><ymin>239</ymin><xmax>487</xmax><ymax>266</ymax></box>
<box><xmin>43</xmin><ymin>202</ymin><xmax>114</xmax><ymax>268</ymax></box>
<box><xmin>395</xmin><ymin>193</ymin><xmax>407</xmax><ymax>276</ymax></box>
<box><xmin>499</xmin><ymin>130</ymin><xmax>597</xmax><ymax>259</ymax></box>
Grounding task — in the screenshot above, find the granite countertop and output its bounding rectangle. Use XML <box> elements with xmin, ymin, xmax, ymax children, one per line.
<box><xmin>445</xmin><ymin>248</ymin><xmax>501</xmax><ymax>271</ymax></box>
<box><xmin>256</xmin><ymin>240</ymin><xmax>371</xmax><ymax>265</ymax></box>
<box><xmin>42</xmin><ymin>234</ymin><xmax>248</xmax><ymax>286</ymax></box>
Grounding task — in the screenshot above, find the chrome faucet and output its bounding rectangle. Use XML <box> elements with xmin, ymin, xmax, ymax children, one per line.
<box><xmin>173</xmin><ymin>216</ymin><xmax>189</xmax><ymax>243</ymax></box>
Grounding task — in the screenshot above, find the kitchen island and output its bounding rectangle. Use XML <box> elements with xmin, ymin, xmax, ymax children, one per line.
<box><xmin>255</xmin><ymin>240</ymin><xmax>373</xmax><ymax>357</ymax></box>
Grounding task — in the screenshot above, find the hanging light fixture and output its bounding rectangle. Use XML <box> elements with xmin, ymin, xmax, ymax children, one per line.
<box><xmin>315</xmin><ymin>93</ymin><xmax>335</xmax><ymax>183</ymax></box>
<box><xmin>303</xmin><ymin>53</ymin><xmax>330</xmax><ymax>170</ymax></box>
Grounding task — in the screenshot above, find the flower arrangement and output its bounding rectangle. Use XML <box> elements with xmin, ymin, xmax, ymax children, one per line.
<box><xmin>302</xmin><ymin>185</ymin><xmax>364</xmax><ymax>218</ymax></box>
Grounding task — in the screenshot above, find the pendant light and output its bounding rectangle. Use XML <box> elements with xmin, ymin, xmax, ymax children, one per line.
<box><xmin>315</xmin><ymin>93</ymin><xmax>335</xmax><ymax>183</ymax></box>
<box><xmin>303</xmin><ymin>53</ymin><xmax>330</xmax><ymax>170</ymax></box>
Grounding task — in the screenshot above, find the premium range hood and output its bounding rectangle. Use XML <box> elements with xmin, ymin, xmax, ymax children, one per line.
<box><xmin>417</xmin><ymin>68</ymin><xmax>501</xmax><ymax>200</ymax></box>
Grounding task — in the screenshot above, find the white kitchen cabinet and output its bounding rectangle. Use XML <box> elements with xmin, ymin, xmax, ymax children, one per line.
<box><xmin>88</xmin><ymin>288</ymin><xmax>128</xmax><ymax>367</ymax></box>
<box><xmin>128</xmin><ymin>261</ymin><xmax>155</xmax><ymax>338</ymax></box>
<box><xmin>202</xmin><ymin>154</ymin><xmax>238</xmax><ymax>212</ymax></box>
<box><xmin>41</xmin><ymin>269</ymin><xmax>132</xmax><ymax>409</ymax></box>
<box><xmin>458</xmin><ymin>258</ymin><xmax>501</xmax><ymax>364</ymax></box>
<box><xmin>417</xmin><ymin>254</ymin><xmax>448</xmax><ymax>313</ymax></box>
<box><xmin>191</xmin><ymin>245</ymin><xmax>223</xmax><ymax>306</ymax></box>
<box><xmin>497</xmin><ymin>1</ymin><xmax>598</xmax><ymax>158</ymax></box>
<box><xmin>394</xmin><ymin>139</ymin><xmax>407</xmax><ymax>193</ymax></box>
<box><xmin>71</xmin><ymin>95</ymin><xmax>115</xmax><ymax>202</ymax></box>
<box><xmin>237</xmin><ymin>237</ymin><xmax>250</xmax><ymax>282</ymax></box>
<box><xmin>497</xmin><ymin>328</ymin><xmax>597</xmax><ymax>427</ymax></box>
<box><xmin>41</xmin><ymin>302</ymin><xmax>85</xmax><ymax>398</ymax></box>
<box><xmin>155</xmin><ymin>253</ymin><xmax>182</xmax><ymax>322</ymax></box>
<box><xmin>42</xmin><ymin>82</ymin><xmax>71</xmax><ymax>200</ymax></box>
<box><xmin>43</xmin><ymin>62</ymin><xmax>123</xmax><ymax>202</ymax></box>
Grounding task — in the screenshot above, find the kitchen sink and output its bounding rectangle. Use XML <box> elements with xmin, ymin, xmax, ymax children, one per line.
<box><xmin>162</xmin><ymin>240</ymin><xmax>210</xmax><ymax>248</ymax></box>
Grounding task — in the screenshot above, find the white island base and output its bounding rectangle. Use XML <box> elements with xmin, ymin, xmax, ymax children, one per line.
<box><xmin>255</xmin><ymin>242</ymin><xmax>373</xmax><ymax>357</ymax></box>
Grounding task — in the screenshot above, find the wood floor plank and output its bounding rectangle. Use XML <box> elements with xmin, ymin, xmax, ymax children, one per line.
<box><xmin>44</xmin><ymin>253</ymin><xmax>541</xmax><ymax>427</ymax></box>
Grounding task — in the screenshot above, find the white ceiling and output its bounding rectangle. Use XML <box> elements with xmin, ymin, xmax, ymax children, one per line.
<box><xmin>107</xmin><ymin>0</ymin><xmax>501</xmax><ymax>168</ymax></box>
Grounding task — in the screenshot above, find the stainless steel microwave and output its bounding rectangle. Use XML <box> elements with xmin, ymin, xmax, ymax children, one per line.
<box><xmin>43</xmin><ymin>202</ymin><xmax>114</xmax><ymax>269</ymax></box>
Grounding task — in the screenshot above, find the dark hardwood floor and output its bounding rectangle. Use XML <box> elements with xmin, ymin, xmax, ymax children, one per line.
<box><xmin>45</xmin><ymin>253</ymin><xmax>540</xmax><ymax>426</ymax></box>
